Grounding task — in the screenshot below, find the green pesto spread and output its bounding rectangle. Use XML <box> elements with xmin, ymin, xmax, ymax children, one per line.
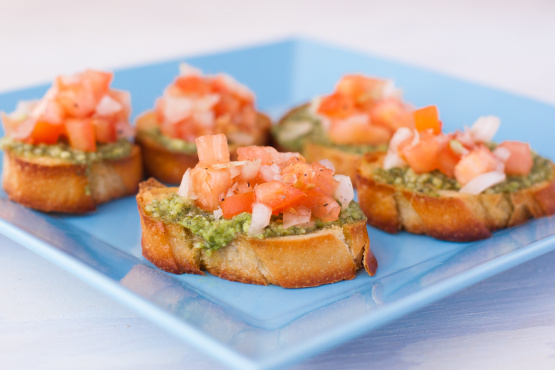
<box><xmin>373</xmin><ymin>151</ymin><xmax>553</xmax><ymax>196</ymax></box>
<box><xmin>145</xmin><ymin>193</ymin><xmax>366</xmax><ymax>252</ymax></box>
<box><xmin>273</xmin><ymin>105</ymin><xmax>387</xmax><ymax>154</ymax></box>
<box><xmin>0</xmin><ymin>137</ymin><xmax>133</xmax><ymax>165</ymax></box>
<box><xmin>139</xmin><ymin>128</ymin><xmax>197</xmax><ymax>153</ymax></box>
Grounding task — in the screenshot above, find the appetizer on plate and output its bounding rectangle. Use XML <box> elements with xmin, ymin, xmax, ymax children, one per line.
<box><xmin>356</xmin><ymin>106</ymin><xmax>555</xmax><ymax>241</ymax></box>
<box><xmin>0</xmin><ymin>70</ymin><xmax>142</xmax><ymax>213</ymax></box>
<box><xmin>135</xmin><ymin>64</ymin><xmax>271</xmax><ymax>184</ymax></box>
<box><xmin>137</xmin><ymin>134</ymin><xmax>377</xmax><ymax>288</ymax></box>
<box><xmin>273</xmin><ymin>74</ymin><xmax>413</xmax><ymax>181</ymax></box>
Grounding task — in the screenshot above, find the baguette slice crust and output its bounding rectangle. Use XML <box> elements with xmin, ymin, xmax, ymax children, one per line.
<box><xmin>2</xmin><ymin>145</ymin><xmax>143</xmax><ymax>213</ymax></box>
<box><xmin>136</xmin><ymin>111</ymin><xmax>272</xmax><ymax>184</ymax></box>
<box><xmin>137</xmin><ymin>178</ymin><xmax>377</xmax><ymax>288</ymax></box>
<box><xmin>356</xmin><ymin>152</ymin><xmax>555</xmax><ymax>242</ymax></box>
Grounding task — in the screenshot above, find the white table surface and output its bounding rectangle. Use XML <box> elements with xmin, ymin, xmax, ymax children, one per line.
<box><xmin>1</xmin><ymin>1</ymin><xmax>555</xmax><ymax>369</ymax></box>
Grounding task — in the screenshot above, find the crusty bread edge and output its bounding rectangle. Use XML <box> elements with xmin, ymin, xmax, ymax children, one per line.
<box><xmin>2</xmin><ymin>145</ymin><xmax>143</xmax><ymax>213</ymax></box>
<box><xmin>135</xmin><ymin>111</ymin><xmax>272</xmax><ymax>184</ymax></box>
<box><xmin>355</xmin><ymin>151</ymin><xmax>555</xmax><ymax>242</ymax></box>
<box><xmin>136</xmin><ymin>178</ymin><xmax>377</xmax><ymax>288</ymax></box>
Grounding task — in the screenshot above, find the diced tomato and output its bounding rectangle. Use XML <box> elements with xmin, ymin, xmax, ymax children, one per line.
<box><xmin>369</xmin><ymin>98</ymin><xmax>414</xmax><ymax>133</ymax></box>
<box><xmin>454</xmin><ymin>146</ymin><xmax>499</xmax><ymax>185</ymax></box>
<box><xmin>175</xmin><ymin>75</ymin><xmax>211</xmax><ymax>96</ymax></box>
<box><xmin>335</xmin><ymin>75</ymin><xmax>385</xmax><ymax>109</ymax></box>
<box><xmin>213</xmin><ymin>93</ymin><xmax>241</xmax><ymax>117</ymax></box>
<box><xmin>254</xmin><ymin>181</ymin><xmax>307</xmax><ymax>215</ymax></box>
<box><xmin>30</xmin><ymin>121</ymin><xmax>65</xmax><ymax>144</ymax></box>
<box><xmin>437</xmin><ymin>141</ymin><xmax>462</xmax><ymax>178</ymax></box>
<box><xmin>191</xmin><ymin>167</ymin><xmax>232</xmax><ymax>211</ymax></box>
<box><xmin>328</xmin><ymin>115</ymin><xmax>391</xmax><ymax>145</ymax></box>
<box><xmin>196</xmin><ymin>133</ymin><xmax>230</xmax><ymax>165</ymax></box>
<box><xmin>81</xmin><ymin>70</ymin><xmax>112</xmax><ymax>100</ymax></box>
<box><xmin>311</xmin><ymin>162</ymin><xmax>337</xmax><ymax>195</ymax></box>
<box><xmin>92</xmin><ymin>118</ymin><xmax>117</xmax><ymax>143</ymax></box>
<box><xmin>55</xmin><ymin>70</ymin><xmax>111</xmax><ymax>118</ymax></box>
<box><xmin>400</xmin><ymin>131</ymin><xmax>441</xmax><ymax>173</ymax></box>
<box><xmin>413</xmin><ymin>105</ymin><xmax>442</xmax><ymax>134</ymax></box>
<box><xmin>498</xmin><ymin>141</ymin><xmax>533</xmax><ymax>175</ymax></box>
<box><xmin>281</xmin><ymin>161</ymin><xmax>316</xmax><ymax>189</ymax></box>
<box><xmin>237</xmin><ymin>146</ymin><xmax>282</xmax><ymax>165</ymax></box>
<box><xmin>318</xmin><ymin>93</ymin><xmax>356</xmax><ymax>119</ymax></box>
<box><xmin>64</xmin><ymin>118</ymin><xmax>96</xmax><ymax>152</ymax></box>
<box><xmin>220</xmin><ymin>191</ymin><xmax>255</xmax><ymax>219</ymax></box>
<box><xmin>299</xmin><ymin>189</ymin><xmax>341</xmax><ymax>222</ymax></box>
<box><xmin>107</xmin><ymin>90</ymin><xmax>131</xmax><ymax>117</ymax></box>
<box><xmin>176</xmin><ymin>118</ymin><xmax>198</xmax><ymax>142</ymax></box>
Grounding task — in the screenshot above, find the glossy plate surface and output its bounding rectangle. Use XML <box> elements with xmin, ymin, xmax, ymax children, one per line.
<box><xmin>1</xmin><ymin>39</ymin><xmax>554</xmax><ymax>370</ymax></box>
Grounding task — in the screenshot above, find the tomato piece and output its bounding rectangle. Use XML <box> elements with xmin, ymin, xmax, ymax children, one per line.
<box><xmin>311</xmin><ymin>162</ymin><xmax>337</xmax><ymax>195</ymax></box>
<box><xmin>175</xmin><ymin>75</ymin><xmax>211</xmax><ymax>96</ymax></box>
<box><xmin>92</xmin><ymin>118</ymin><xmax>117</xmax><ymax>143</ymax></box>
<box><xmin>237</xmin><ymin>146</ymin><xmax>283</xmax><ymax>165</ymax></box>
<box><xmin>299</xmin><ymin>189</ymin><xmax>341</xmax><ymax>222</ymax></box>
<box><xmin>220</xmin><ymin>191</ymin><xmax>255</xmax><ymax>219</ymax></box>
<box><xmin>335</xmin><ymin>75</ymin><xmax>385</xmax><ymax>109</ymax></box>
<box><xmin>195</xmin><ymin>134</ymin><xmax>230</xmax><ymax>165</ymax></box>
<box><xmin>56</xmin><ymin>70</ymin><xmax>112</xmax><ymax>118</ymax></box>
<box><xmin>281</xmin><ymin>161</ymin><xmax>316</xmax><ymax>189</ymax></box>
<box><xmin>413</xmin><ymin>105</ymin><xmax>442</xmax><ymax>134</ymax></box>
<box><xmin>254</xmin><ymin>181</ymin><xmax>307</xmax><ymax>215</ymax></box>
<box><xmin>318</xmin><ymin>93</ymin><xmax>356</xmax><ymax>119</ymax></box>
<box><xmin>369</xmin><ymin>98</ymin><xmax>414</xmax><ymax>133</ymax></box>
<box><xmin>30</xmin><ymin>121</ymin><xmax>65</xmax><ymax>144</ymax></box>
<box><xmin>190</xmin><ymin>166</ymin><xmax>232</xmax><ymax>211</ymax></box>
<box><xmin>400</xmin><ymin>131</ymin><xmax>441</xmax><ymax>173</ymax></box>
<box><xmin>498</xmin><ymin>141</ymin><xmax>533</xmax><ymax>175</ymax></box>
<box><xmin>328</xmin><ymin>114</ymin><xmax>391</xmax><ymax>145</ymax></box>
<box><xmin>454</xmin><ymin>146</ymin><xmax>498</xmax><ymax>185</ymax></box>
<box><xmin>437</xmin><ymin>141</ymin><xmax>462</xmax><ymax>178</ymax></box>
<box><xmin>64</xmin><ymin>119</ymin><xmax>96</xmax><ymax>152</ymax></box>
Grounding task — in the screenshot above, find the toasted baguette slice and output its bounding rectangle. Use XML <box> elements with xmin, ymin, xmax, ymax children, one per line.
<box><xmin>135</xmin><ymin>112</ymin><xmax>272</xmax><ymax>184</ymax></box>
<box><xmin>137</xmin><ymin>178</ymin><xmax>377</xmax><ymax>288</ymax></box>
<box><xmin>356</xmin><ymin>152</ymin><xmax>555</xmax><ymax>242</ymax></box>
<box><xmin>2</xmin><ymin>145</ymin><xmax>143</xmax><ymax>213</ymax></box>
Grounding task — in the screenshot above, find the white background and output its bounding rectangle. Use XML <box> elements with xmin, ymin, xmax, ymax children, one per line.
<box><xmin>1</xmin><ymin>1</ymin><xmax>555</xmax><ymax>369</ymax></box>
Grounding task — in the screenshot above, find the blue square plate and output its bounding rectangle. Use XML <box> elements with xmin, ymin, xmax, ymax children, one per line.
<box><xmin>1</xmin><ymin>38</ymin><xmax>555</xmax><ymax>370</ymax></box>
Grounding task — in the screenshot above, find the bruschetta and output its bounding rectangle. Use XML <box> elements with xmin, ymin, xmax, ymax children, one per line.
<box><xmin>137</xmin><ymin>134</ymin><xmax>377</xmax><ymax>288</ymax></box>
<box><xmin>356</xmin><ymin>106</ymin><xmax>555</xmax><ymax>241</ymax></box>
<box><xmin>135</xmin><ymin>64</ymin><xmax>271</xmax><ymax>184</ymax></box>
<box><xmin>0</xmin><ymin>70</ymin><xmax>142</xmax><ymax>213</ymax></box>
<box><xmin>273</xmin><ymin>75</ymin><xmax>414</xmax><ymax>181</ymax></box>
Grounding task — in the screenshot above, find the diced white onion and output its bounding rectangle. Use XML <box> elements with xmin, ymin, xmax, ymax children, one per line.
<box><xmin>10</xmin><ymin>100</ymin><xmax>39</xmax><ymax>121</ymax></box>
<box><xmin>193</xmin><ymin>110</ymin><xmax>215</xmax><ymax>128</ymax></box>
<box><xmin>278</xmin><ymin>120</ymin><xmax>314</xmax><ymax>142</ymax></box>
<box><xmin>469</xmin><ymin>116</ymin><xmax>500</xmax><ymax>143</ymax></box>
<box><xmin>248</xmin><ymin>203</ymin><xmax>272</xmax><ymax>236</ymax></box>
<box><xmin>333</xmin><ymin>174</ymin><xmax>354</xmax><ymax>210</ymax></box>
<box><xmin>381</xmin><ymin>80</ymin><xmax>403</xmax><ymax>99</ymax></box>
<box><xmin>259</xmin><ymin>164</ymin><xmax>281</xmax><ymax>182</ymax></box>
<box><xmin>308</xmin><ymin>96</ymin><xmax>321</xmax><ymax>115</ymax></box>
<box><xmin>96</xmin><ymin>94</ymin><xmax>122</xmax><ymax>116</ymax></box>
<box><xmin>193</xmin><ymin>94</ymin><xmax>220</xmax><ymax>111</ymax></box>
<box><xmin>319</xmin><ymin>159</ymin><xmax>335</xmax><ymax>173</ymax></box>
<box><xmin>179</xmin><ymin>63</ymin><xmax>202</xmax><ymax>77</ymax></box>
<box><xmin>282</xmin><ymin>206</ymin><xmax>311</xmax><ymax>229</ymax></box>
<box><xmin>177</xmin><ymin>168</ymin><xmax>197</xmax><ymax>199</ymax></box>
<box><xmin>459</xmin><ymin>171</ymin><xmax>506</xmax><ymax>194</ymax></box>
<box><xmin>212</xmin><ymin>160</ymin><xmax>249</xmax><ymax>169</ymax></box>
<box><xmin>216</xmin><ymin>74</ymin><xmax>254</xmax><ymax>101</ymax></box>
<box><xmin>493</xmin><ymin>146</ymin><xmax>511</xmax><ymax>162</ymax></box>
<box><xmin>240</xmin><ymin>159</ymin><xmax>261</xmax><ymax>181</ymax></box>
<box><xmin>162</xmin><ymin>96</ymin><xmax>193</xmax><ymax>124</ymax></box>
<box><xmin>213</xmin><ymin>207</ymin><xmax>223</xmax><ymax>220</ymax></box>
<box><xmin>383</xmin><ymin>127</ymin><xmax>413</xmax><ymax>170</ymax></box>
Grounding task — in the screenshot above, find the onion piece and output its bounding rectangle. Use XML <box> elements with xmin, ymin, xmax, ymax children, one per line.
<box><xmin>283</xmin><ymin>206</ymin><xmax>311</xmax><ymax>229</ymax></box>
<box><xmin>382</xmin><ymin>80</ymin><xmax>403</xmax><ymax>100</ymax></box>
<box><xmin>469</xmin><ymin>116</ymin><xmax>500</xmax><ymax>143</ymax></box>
<box><xmin>177</xmin><ymin>168</ymin><xmax>197</xmax><ymax>199</ymax></box>
<box><xmin>278</xmin><ymin>120</ymin><xmax>314</xmax><ymax>142</ymax></box>
<box><xmin>240</xmin><ymin>159</ymin><xmax>261</xmax><ymax>181</ymax></box>
<box><xmin>459</xmin><ymin>171</ymin><xmax>506</xmax><ymax>194</ymax></box>
<box><xmin>179</xmin><ymin>63</ymin><xmax>202</xmax><ymax>77</ymax></box>
<box><xmin>96</xmin><ymin>94</ymin><xmax>122</xmax><ymax>116</ymax></box>
<box><xmin>319</xmin><ymin>159</ymin><xmax>335</xmax><ymax>173</ymax></box>
<box><xmin>493</xmin><ymin>146</ymin><xmax>511</xmax><ymax>162</ymax></box>
<box><xmin>259</xmin><ymin>164</ymin><xmax>281</xmax><ymax>182</ymax></box>
<box><xmin>213</xmin><ymin>207</ymin><xmax>223</xmax><ymax>220</ymax></box>
<box><xmin>227</xmin><ymin>131</ymin><xmax>256</xmax><ymax>146</ymax></box>
<box><xmin>383</xmin><ymin>127</ymin><xmax>413</xmax><ymax>170</ymax></box>
<box><xmin>248</xmin><ymin>203</ymin><xmax>272</xmax><ymax>236</ymax></box>
<box><xmin>162</xmin><ymin>95</ymin><xmax>193</xmax><ymax>124</ymax></box>
<box><xmin>333</xmin><ymin>174</ymin><xmax>354</xmax><ymax>210</ymax></box>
